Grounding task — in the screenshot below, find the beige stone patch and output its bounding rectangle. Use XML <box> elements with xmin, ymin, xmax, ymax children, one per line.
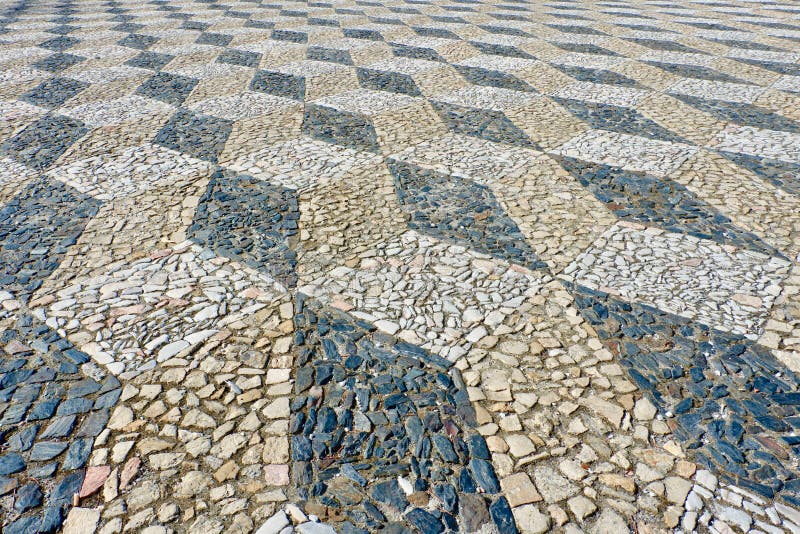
<box><xmin>636</xmin><ymin>93</ymin><xmax>726</xmax><ymax>145</ymax></box>
<box><xmin>670</xmin><ymin>149</ymin><xmax>800</xmax><ymax>259</ymax></box>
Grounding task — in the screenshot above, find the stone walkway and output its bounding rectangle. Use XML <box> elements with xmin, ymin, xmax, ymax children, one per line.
<box><xmin>1</xmin><ymin>0</ymin><xmax>800</xmax><ymax>532</ymax></box>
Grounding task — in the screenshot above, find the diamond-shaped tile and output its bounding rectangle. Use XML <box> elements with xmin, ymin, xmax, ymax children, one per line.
<box><xmin>153</xmin><ymin>109</ymin><xmax>233</xmax><ymax>162</ymax></box>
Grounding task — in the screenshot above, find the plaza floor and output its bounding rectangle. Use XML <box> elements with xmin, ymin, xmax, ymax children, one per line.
<box><xmin>2</xmin><ymin>0</ymin><xmax>800</xmax><ymax>532</ymax></box>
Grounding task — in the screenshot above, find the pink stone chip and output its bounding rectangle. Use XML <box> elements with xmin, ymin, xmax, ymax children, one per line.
<box><xmin>264</xmin><ymin>464</ymin><xmax>290</xmax><ymax>486</ymax></box>
<box><xmin>120</xmin><ymin>457</ymin><xmax>141</xmax><ymax>490</ymax></box>
<box><xmin>79</xmin><ymin>465</ymin><xmax>111</xmax><ymax>498</ymax></box>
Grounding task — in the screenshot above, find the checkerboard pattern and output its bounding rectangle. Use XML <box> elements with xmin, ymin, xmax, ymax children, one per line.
<box><xmin>3</xmin><ymin>0</ymin><xmax>800</xmax><ymax>532</ymax></box>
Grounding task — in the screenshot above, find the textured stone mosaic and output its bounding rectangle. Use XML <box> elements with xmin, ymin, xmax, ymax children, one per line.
<box><xmin>3</xmin><ymin>0</ymin><xmax>800</xmax><ymax>532</ymax></box>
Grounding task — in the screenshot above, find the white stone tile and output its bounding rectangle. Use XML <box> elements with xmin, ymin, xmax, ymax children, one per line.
<box><xmin>433</xmin><ymin>85</ymin><xmax>537</xmax><ymax>111</ymax></box>
<box><xmin>668</xmin><ymin>78</ymin><xmax>766</xmax><ymax>103</ymax></box>
<box><xmin>561</xmin><ymin>222</ymin><xmax>791</xmax><ymax>337</ymax></box>
<box><xmin>46</xmin><ymin>143</ymin><xmax>215</xmax><ymax>201</ymax></box>
<box><xmin>552</xmin><ymin>130</ymin><xmax>697</xmax><ymax>176</ymax></box>
<box><xmin>710</xmin><ymin>126</ymin><xmax>800</xmax><ymax>164</ymax></box>
<box><xmin>551</xmin><ymin>81</ymin><xmax>650</xmax><ymax>107</ymax></box>
<box><xmin>187</xmin><ymin>91</ymin><xmax>297</xmax><ymax>121</ymax></box>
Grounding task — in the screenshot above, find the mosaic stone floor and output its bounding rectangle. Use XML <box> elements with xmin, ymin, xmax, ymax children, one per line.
<box><xmin>2</xmin><ymin>0</ymin><xmax>800</xmax><ymax>532</ymax></box>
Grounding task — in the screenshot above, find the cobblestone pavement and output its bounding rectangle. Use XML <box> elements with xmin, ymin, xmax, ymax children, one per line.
<box><xmin>2</xmin><ymin>0</ymin><xmax>800</xmax><ymax>533</ymax></box>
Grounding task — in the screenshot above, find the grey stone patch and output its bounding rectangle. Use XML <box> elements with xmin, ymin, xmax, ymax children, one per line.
<box><xmin>431</xmin><ymin>100</ymin><xmax>538</xmax><ymax>148</ymax></box>
<box><xmin>290</xmin><ymin>296</ymin><xmax>514</xmax><ymax>534</ymax></box>
<box><xmin>217</xmin><ymin>49</ymin><xmax>261</xmax><ymax>68</ymax></box>
<box><xmin>31</xmin><ymin>52</ymin><xmax>85</xmax><ymax>73</ymax></box>
<box><xmin>126</xmin><ymin>51</ymin><xmax>174</xmax><ymax>71</ymax></box>
<box><xmin>188</xmin><ymin>169</ymin><xmax>300</xmax><ymax>288</ymax></box>
<box><xmin>251</xmin><ymin>69</ymin><xmax>306</xmax><ymax>100</ymax></box>
<box><xmin>1</xmin><ymin>114</ymin><xmax>88</xmax><ymax>170</ymax></box>
<box><xmin>136</xmin><ymin>71</ymin><xmax>199</xmax><ymax>106</ymax></box>
<box><xmin>153</xmin><ymin>109</ymin><xmax>233</xmax><ymax>163</ymax></box>
<box><xmin>20</xmin><ymin>77</ymin><xmax>90</xmax><ymax>110</ymax></box>
<box><xmin>390</xmin><ymin>160</ymin><xmax>547</xmax><ymax>270</ymax></box>
<box><xmin>355</xmin><ymin>68</ymin><xmax>422</xmax><ymax>96</ymax></box>
<box><xmin>196</xmin><ymin>32</ymin><xmax>233</xmax><ymax>47</ymax></box>
<box><xmin>302</xmin><ymin>104</ymin><xmax>380</xmax><ymax>152</ymax></box>
<box><xmin>117</xmin><ymin>33</ymin><xmax>158</xmax><ymax>50</ymax></box>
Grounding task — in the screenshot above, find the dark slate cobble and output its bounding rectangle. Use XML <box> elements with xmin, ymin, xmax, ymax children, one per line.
<box><xmin>188</xmin><ymin>170</ymin><xmax>299</xmax><ymax>288</ymax></box>
<box><xmin>136</xmin><ymin>71</ymin><xmax>198</xmax><ymax>106</ymax></box>
<box><xmin>0</xmin><ymin>316</ymin><xmax>120</xmax><ymax>532</ymax></box>
<box><xmin>552</xmin><ymin>97</ymin><xmax>686</xmax><ymax>143</ymax></box>
<box><xmin>554</xmin><ymin>64</ymin><xmax>642</xmax><ymax>87</ymax></box>
<box><xmin>390</xmin><ymin>160</ymin><xmax>548</xmax><ymax>270</ymax></box>
<box><xmin>557</xmin><ymin>157</ymin><xmax>783</xmax><ymax>258</ymax></box>
<box><xmin>356</xmin><ymin>68</ymin><xmax>422</xmax><ymax>96</ymax></box>
<box><xmin>126</xmin><ymin>51</ymin><xmax>174</xmax><ymax>70</ymax></box>
<box><xmin>430</xmin><ymin>101</ymin><xmax>537</xmax><ymax>148</ymax></box>
<box><xmin>291</xmin><ymin>296</ymin><xmax>516</xmax><ymax>534</ymax></box>
<box><xmin>673</xmin><ymin>94</ymin><xmax>800</xmax><ymax>133</ymax></box>
<box><xmin>153</xmin><ymin>109</ymin><xmax>233</xmax><ymax>163</ymax></box>
<box><xmin>454</xmin><ymin>65</ymin><xmax>535</xmax><ymax>92</ymax></box>
<box><xmin>0</xmin><ymin>177</ymin><xmax>100</xmax><ymax>300</ymax></box>
<box><xmin>20</xmin><ymin>77</ymin><xmax>90</xmax><ymax>109</ymax></box>
<box><xmin>302</xmin><ymin>105</ymin><xmax>381</xmax><ymax>152</ymax></box>
<box><xmin>32</xmin><ymin>52</ymin><xmax>84</xmax><ymax>72</ymax></box>
<box><xmin>569</xmin><ymin>283</ymin><xmax>800</xmax><ymax>508</ymax></box>
<box><xmin>718</xmin><ymin>151</ymin><xmax>800</xmax><ymax>197</ymax></box>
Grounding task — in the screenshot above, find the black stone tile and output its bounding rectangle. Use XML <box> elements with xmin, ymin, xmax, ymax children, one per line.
<box><xmin>625</xmin><ymin>37</ymin><xmax>706</xmax><ymax>53</ymax></box>
<box><xmin>126</xmin><ymin>51</ymin><xmax>174</xmax><ymax>70</ymax></box>
<box><xmin>1</xmin><ymin>114</ymin><xmax>88</xmax><ymax>170</ymax></box>
<box><xmin>356</xmin><ymin>68</ymin><xmax>422</xmax><ymax>96</ymax></box>
<box><xmin>552</xmin><ymin>97</ymin><xmax>685</xmax><ymax>142</ymax></box>
<box><xmin>546</xmin><ymin>23</ymin><xmax>608</xmax><ymax>35</ymax></box>
<box><xmin>136</xmin><ymin>71</ymin><xmax>198</xmax><ymax>106</ymax></box>
<box><xmin>20</xmin><ymin>77</ymin><xmax>90</xmax><ymax>109</ymax></box>
<box><xmin>217</xmin><ymin>48</ymin><xmax>261</xmax><ymax>68</ymax></box>
<box><xmin>554</xmin><ymin>64</ymin><xmax>641</xmax><ymax>87</ymax></box>
<box><xmin>644</xmin><ymin>61</ymin><xmax>751</xmax><ymax>84</ymax></box>
<box><xmin>454</xmin><ymin>65</ymin><xmax>535</xmax><ymax>92</ymax></box>
<box><xmin>568</xmin><ymin>283</ymin><xmax>800</xmax><ymax>507</ymax></box>
<box><xmin>117</xmin><ymin>33</ymin><xmax>159</xmax><ymax>50</ymax></box>
<box><xmin>251</xmin><ymin>69</ymin><xmax>306</xmax><ymax>100</ymax></box>
<box><xmin>153</xmin><ymin>109</ymin><xmax>233</xmax><ymax>163</ymax></box>
<box><xmin>244</xmin><ymin>19</ymin><xmax>275</xmax><ymax>29</ymax></box>
<box><xmin>673</xmin><ymin>94</ymin><xmax>800</xmax><ymax>133</ymax></box>
<box><xmin>272</xmin><ymin>28</ymin><xmax>308</xmax><ymax>43</ymax></box>
<box><xmin>289</xmin><ymin>297</ymin><xmax>510</xmax><ymax>533</ymax></box>
<box><xmin>477</xmin><ymin>24</ymin><xmax>530</xmax><ymax>37</ymax></box>
<box><xmin>706</xmin><ymin>39</ymin><xmax>782</xmax><ymax>51</ymax></box>
<box><xmin>196</xmin><ymin>32</ymin><xmax>233</xmax><ymax>46</ymax></box>
<box><xmin>111</xmin><ymin>22</ymin><xmax>143</xmax><ymax>32</ymax></box>
<box><xmin>557</xmin><ymin>157</ymin><xmax>783</xmax><ymax>258</ymax></box>
<box><xmin>181</xmin><ymin>20</ymin><xmax>210</xmax><ymax>31</ymax></box>
<box><xmin>431</xmin><ymin>101</ymin><xmax>537</xmax><ymax>148</ymax></box>
<box><xmin>734</xmin><ymin>58</ymin><xmax>800</xmax><ymax>76</ymax></box>
<box><xmin>32</xmin><ymin>52</ymin><xmax>84</xmax><ymax>73</ymax></box>
<box><xmin>412</xmin><ymin>26</ymin><xmax>460</xmax><ymax>39</ymax></box>
<box><xmin>719</xmin><ymin>151</ymin><xmax>800</xmax><ymax>197</ymax></box>
<box><xmin>0</xmin><ymin>177</ymin><xmax>100</xmax><ymax>299</ymax></box>
<box><xmin>469</xmin><ymin>40</ymin><xmax>535</xmax><ymax>59</ymax></box>
<box><xmin>390</xmin><ymin>160</ymin><xmax>546</xmax><ymax>269</ymax></box>
<box><xmin>343</xmin><ymin>27</ymin><xmax>384</xmax><ymax>40</ymax></box>
<box><xmin>302</xmin><ymin>104</ymin><xmax>380</xmax><ymax>152</ymax></box>
<box><xmin>38</xmin><ymin>35</ymin><xmax>80</xmax><ymax>51</ymax></box>
<box><xmin>391</xmin><ymin>44</ymin><xmax>446</xmax><ymax>62</ymax></box>
<box><xmin>189</xmin><ymin>170</ymin><xmax>299</xmax><ymax>288</ymax></box>
<box><xmin>47</xmin><ymin>24</ymin><xmax>77</xmax><ymax>35</ymax></box>
<box><xmin>552</xmin><ymin>42</ymin><xmax>620</xmax><ymax>56</ymax></box>
<box><xmin>306</xmin><ymin>45</ymin><xmax>353</xmax><ymax>65</ymax></box>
